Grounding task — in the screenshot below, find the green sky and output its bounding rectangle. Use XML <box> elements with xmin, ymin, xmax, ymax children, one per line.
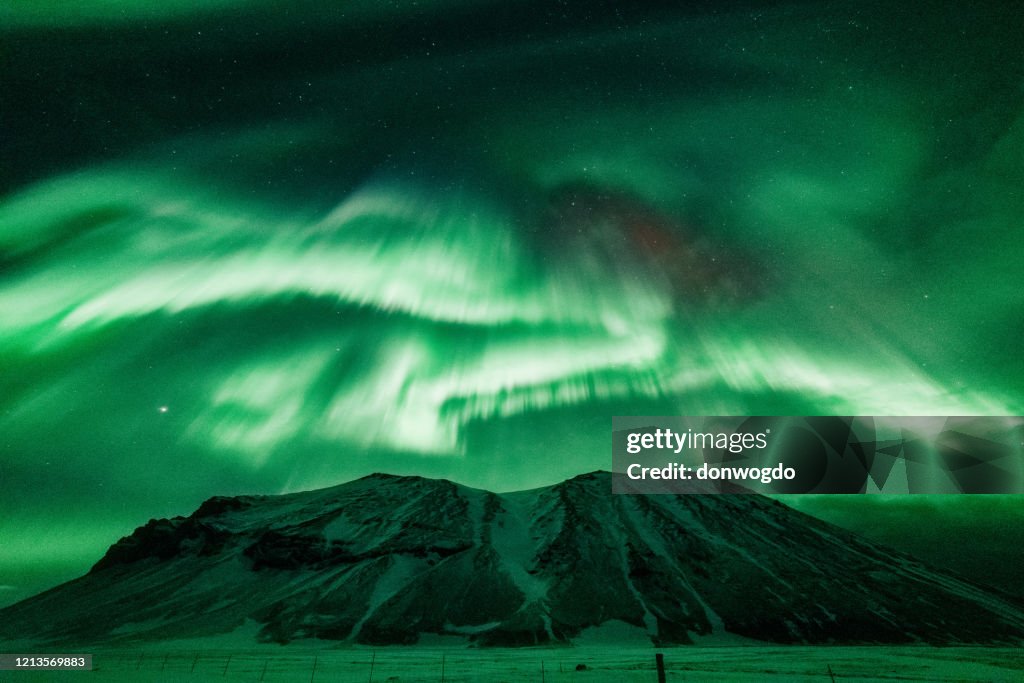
<box><xmin>2</xmin><ymin>1</ymin><xmax>1023</xmax><ymax>608</ymax></box>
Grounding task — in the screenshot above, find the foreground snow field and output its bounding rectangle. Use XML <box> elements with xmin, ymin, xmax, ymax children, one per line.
<box><xmin>8</xmin><ymin>646</ymin><xmax>1023</xmax><ymax>682</ymax></box>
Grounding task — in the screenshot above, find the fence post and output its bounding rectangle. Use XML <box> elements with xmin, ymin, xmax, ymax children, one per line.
<box><xmin>655</xmin><ymin>653</ymin><xmax>666</xmax><ymax>683</ymax></box>
<box><xmin>368</xmin><ymin>651</ymin><xmax>375</xmax><ymax>683</ymax></box>
<box><xmin>223</xmin><ymin>653</ymin><xmax>232</xmax><ymax>676</ymax></box>
<box><xmin>310</xmin><ymin>654</ymin><xmax>318</xmax><ymax>683</ymax></box>
<box><xmin>541</xmin><ymin>659</ymin><xmax>545</xmax><ymax>683</ymax></box>
<box><xmin>441</xmin><ymin>653</ymin><xmax>446</xmax><ymax>683</ymax></box>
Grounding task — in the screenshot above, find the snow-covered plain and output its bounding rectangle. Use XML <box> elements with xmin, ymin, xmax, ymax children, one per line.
<box><xmin>8</xmin><ymin>645</ymin><xmax>1023</xmax><ymax>682</ymax></box>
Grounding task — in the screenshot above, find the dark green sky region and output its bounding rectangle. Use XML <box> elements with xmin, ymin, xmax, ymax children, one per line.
<box><xmin>2</xmin><ymin>2</ymin><xmax>1023</xmax><ymax>608</ymax></box>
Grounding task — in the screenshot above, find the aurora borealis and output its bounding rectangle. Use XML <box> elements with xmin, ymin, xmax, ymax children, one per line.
<box><xmin>2</xmin><ymin>2</ymin><xmax>1023</xmax><ymax>608</ymax></box>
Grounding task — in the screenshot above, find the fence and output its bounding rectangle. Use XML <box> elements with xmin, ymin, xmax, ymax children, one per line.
<box><xmin>81</xmin><ymin>648</ymin><xmax>667</xmax><ymax>681</ymax></box>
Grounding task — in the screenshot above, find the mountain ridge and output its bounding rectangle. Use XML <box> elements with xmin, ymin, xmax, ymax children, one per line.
<box><xmin>2</xmin><ymin>471</ymin><xmax>1023</xmax><ymax>648</ymax></box>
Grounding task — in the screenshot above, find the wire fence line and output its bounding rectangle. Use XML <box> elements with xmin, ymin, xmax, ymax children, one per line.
<box><xmin>87</xmin><ymin>648</ymin><xmax>660</xmax><ymax>682</ymax></box>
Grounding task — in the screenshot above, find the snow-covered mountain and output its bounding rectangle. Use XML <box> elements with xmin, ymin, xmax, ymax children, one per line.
<box><xmin>3</xmin><ymin>471</ymin><xmax>1023</xmax><ymax>647</ymax></box>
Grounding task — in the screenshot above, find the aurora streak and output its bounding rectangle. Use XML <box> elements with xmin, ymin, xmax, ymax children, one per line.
<box><xmin>2</xmin><ymin>0</ymin><xmax>1023</xmax><ymax>607</ymax></box>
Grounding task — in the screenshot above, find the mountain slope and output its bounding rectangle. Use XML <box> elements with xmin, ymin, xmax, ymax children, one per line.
<box><xmin>3</xmin><ymin>472</ymin><xmax>1023</xmax><ymax>647</ymax></box>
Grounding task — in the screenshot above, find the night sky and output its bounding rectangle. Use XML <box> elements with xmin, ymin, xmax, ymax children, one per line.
<box><xmin>2</xmin><ymin>1</ymin><xmax>1023</xmax><ymax>607</ymax></box>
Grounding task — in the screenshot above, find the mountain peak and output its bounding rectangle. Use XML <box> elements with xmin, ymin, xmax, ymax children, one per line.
<box><xmin>3</xmin><ymin>473</ymin><xmax>1023</xmax><ymax>648</ymax></box>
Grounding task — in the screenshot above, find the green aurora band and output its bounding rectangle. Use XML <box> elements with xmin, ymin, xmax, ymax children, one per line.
<box><xmin>1</xmin><ymin>1</ymin><xmax>1023</xmax><ymax>607</ymax></box>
